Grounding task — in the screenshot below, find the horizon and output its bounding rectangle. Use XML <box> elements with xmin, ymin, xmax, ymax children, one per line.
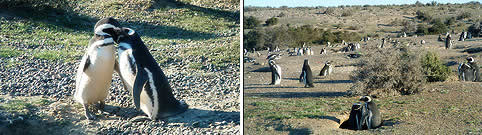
<box><xmin>244</xmin><ymin>0</ymin><xmax>480</xmax><ymax>8</ymax></box>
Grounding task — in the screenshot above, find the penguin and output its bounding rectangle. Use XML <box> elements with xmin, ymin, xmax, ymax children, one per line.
<box><xmin>74</xmin><ymin>17</ymin><xmax>120</xmax><ymax>120</ymax></box>
<box><xmin>359</xmin><ymin>96</ymin><xmax>382</xmax><ymax>129</ymax></box>
<box><xmin>458</xmin><ymin>63</ymin><xmax>473</xmax><ymax>81</ymax></box>
<box><xmin>113</xmin><ymin>27</ymin><xmax>188</xmax><ymax>120</ymax></box>
<box><xmin>319</xmin><ymin>61</ymin><xmax>333</xmax><ymax>76</ymax></box>
<box><xmin>299</xmin><ymin>59</ymin><xmax>314</xmax><ymax>88</ymax></box>
<box><xmin>467</xmin><ymin>57</ymin><xmax>480</xmax><ymax>82</ymax></box>
<box><xmin>339</xmin><ymin>103</ymin><xmax>366</xmax><ymax>130</ymax></box>
<box><xmin>320</xmin><ymin>48</ymin><xmax>327</xmax><ymax>55</ymax></box>
<box><xmin>266</xmin><ymin>53</ymin><xmax>281</xmax><ymax>61</ymax></box>
<box><xmin>445</xmin><ymin>34</ymin><xmax>452</xmax><ymax>49</ymax></box>
<box><xmin>269</xmin><ymin>60</ymin><xmax>282</xmax><ymax>85</ymax></box>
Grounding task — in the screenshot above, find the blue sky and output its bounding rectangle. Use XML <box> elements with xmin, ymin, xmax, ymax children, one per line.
<box><xmin>244</xmin><ymin>0</ymin><xmax>479</xmax><ymax>7</ymax></box>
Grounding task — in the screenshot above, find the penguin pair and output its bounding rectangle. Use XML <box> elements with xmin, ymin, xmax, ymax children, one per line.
<box><xmin>299</xmin><ymin>59</ymin><xmax>314</xmax><ymax>88</ymax></box>
<box><xmin>269</xmin><ymin>60</ymin><xmax>282</xmax><ymax>85</ymax></box>
<box><xmin>75</xmin><ymin>17</ymin><xmax>188</xmax><ymax>121</ymax></box>
<box><xmin>340</xmin><ymin>96</ymin><xmax>382</xmax><ymax>130</ymax></box>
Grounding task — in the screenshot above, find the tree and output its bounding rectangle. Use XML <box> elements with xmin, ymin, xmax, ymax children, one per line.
<box><xmin>244</xmin><ymin>16</ymin><xmax>261</xmax><ymax>29</ymax></box>
<box><xmin>265</xmin><ymin>17</ymin><xmax>279</xmax><ymax>26</ymax></box>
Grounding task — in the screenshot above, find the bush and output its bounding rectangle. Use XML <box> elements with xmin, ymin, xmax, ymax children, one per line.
<box><xmin>244</xmin><ymin>16</ymin><xmax>261</xmax><ymax>29</ymax></box>
<box><xmin>265</xmin><ymin>17</ymin><xmax>279</xmax><ymax>26</ymax></box>
<box><xmin>341</xmin><ymin>10</ymin><xmax>354</xmax><ymax>17</ymax></box>
<box><xmin>325</xmin><ymin>8</ymin><xmax>335</xmax><ymax>15</ymax></box>
<box><xmin>416</xmin><ymin>10</ymin><xmax>433</xmax><ymax>22</ymax></box>
<box><xmin>0</xmin><ymin>0</ymin><xmax>70</xmax><ymax>10</ymax></box>
<box><xmin>416</xmin><ymin>24</ymin><xmax>429</xmax><ymax>35</ymax></box>
<box><xmin>445</xmin><ymin>17</ymin><xmax>456</xmax><ymax>26</ymax></box>
<box><xmin>244</xmin><ymin>29</ymin><xmax>265</xmax><ymax>50</ymax></box>
<box><xmin>278</xmin><ymin>12</ymin><xmax>286</xmax><ymax>17</ymax></box>
<box><xmin>457</xmin><ymin>12</ymin><xmax>472</xmax><ymax>20</ymax></box>
<box><xmin>401</xmin><ymin>20</ymin><xmax>416</xmax><ymax>33</ymax></box>
<box><xmin>428</xmin><ymin>19</ymin><xmax>448</xmax><ymax>34</ymax></box>
<box><xmin>348</xmin><ymin>49</ymin><xmax>425</xmax><ymax>97</ymax></box>
<box><xmin>421</xmin><ymin>52</ymin><xmax>451</xmax><ymax>82</ymax></box>
<box><xmin>468</xmin><ymin>22</ymin><xmax>481</xmax><ymax>37</ymax></box>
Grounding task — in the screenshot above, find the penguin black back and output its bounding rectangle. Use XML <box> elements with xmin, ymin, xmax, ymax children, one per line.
<box><xmin>301</xmin><ymin>59</ymin><xmax>314</xmax><ymax>87</ymax></box>
<box><xmin>114</xmin><ymin>27</ymin><xmax>188</xmax><ymax>119</ymax></box>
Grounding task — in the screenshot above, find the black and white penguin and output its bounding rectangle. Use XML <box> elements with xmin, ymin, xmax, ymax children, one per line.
<box><xmin>269</xmin><ymin>60</ymin><xmax>282</xmax><ymax>85</ymax></box>
<box><xmin>339</xmin><ymin>103</ymin><xmax>366</xmax><ymax>130</ymax></box>
<box><xmin>113</xmin><ymin>27</ymin><xmax>188</xmax><ymax>120</ymax></box>
<box><xmin>445</xmin><ymin>34</ymin><xmax>452</xmax><ymax>49</ymax></box>
<box><xmin>299</xmin><ymin>59</ymin><xmax>314</xmax><ymax>88</ymax></box>
<box><xmin>467</xmin><ymin>57</ymin><xmax>480</xmax><ymax>82</ymax></box>
<box><xmin>74</xmin><ymin>17</ymin><xmax>120</xmax><ymax>120</ymax></box>
<box><xmin>359</xmin><ymin>96</ymin><xmax>382</xmax><ymax>129</ymax></box>
<box><xmin>319</xmin><ymin>61</ymin><xmax>333</xmax><ymax>76</ymax></box>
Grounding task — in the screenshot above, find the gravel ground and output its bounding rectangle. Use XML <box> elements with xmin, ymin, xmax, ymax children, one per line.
<box><xmin>0</xmin><ymin>1</ymin><xmax>240</xmax><ymax>134</ymax></box>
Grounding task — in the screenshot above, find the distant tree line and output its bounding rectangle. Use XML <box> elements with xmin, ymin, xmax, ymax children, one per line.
<box><xmin>244</xmin><ymin>24</ymin><xmax>361</xmax><ymax>50</ymax></box>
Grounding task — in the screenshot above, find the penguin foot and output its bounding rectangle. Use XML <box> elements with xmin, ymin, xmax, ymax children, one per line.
<box><xmin>130</xmin><ymin>115</ymin><xmax>151</xmax><ymax>122</ymax></box>
<box><xmin>83</xmin><ymin>104</ymin><xmax>96</xmax><ymax>120</ymax></box>
<box><xmin>95</xmin><ymin>101</ymin><xmax>105</xmax><ymax>113</ymax></box>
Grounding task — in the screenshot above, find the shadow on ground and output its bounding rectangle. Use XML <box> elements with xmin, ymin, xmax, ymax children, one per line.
<box><xmin>167</xmin><ymin>108</ymin><xmax>239</xmax><ymax>128</ymax></box>
<box><xmin>314</xmin><ymin>80</ymin><xmax>353</xmax><ymax>84</ymax></box>
<box><xmin>245</xmin><ymin>91</ymin><xmax>346</xmax><ymax>98</ymax></box>
<box><xmin>267</xmin><ymin>121</ymin><xmax>312</xmax><ymax>135</ymax></box>
<box><xmin>0</xmin><ymin>0</ymin><xmax>240</xmax><ymax>40</ymax></box>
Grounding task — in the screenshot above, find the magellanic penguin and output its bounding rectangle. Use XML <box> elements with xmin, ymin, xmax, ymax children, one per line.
<box><xmin>359</xmin><ymin>96</ymin><xmax>382</xmax><ymax>129</ymax></box>
<box><xmin>319</xmin><ymin>61</ymin><xmax>333</xmax><ymax>76</ymax></box>
<box><xmin>269</xmin><ymin>60</ymin><xmax>282</xmax><ymax>85</ymax></box>
<box><xmin>299</xmin><ymin>59</ymin><xmax>314</xmax><ymax>88</ymax></box>
<box><xmin>339</xmin><ymin>103</ymin><xmax>366</xmax><ymax>130</ymax></box>
<box><xmin>467</xmin><ymin>57</ymin><xmax>481</xmax><ymax>82</ymax></box>
<box><xmin>74</xmin><ymin>17</ymin><xmax>121</xmax><ymax>120</ymax></box>
<box><xmin>113</xmin><ymin>27</ymin><xmax>188</xmax><ymax>120</ymax></box>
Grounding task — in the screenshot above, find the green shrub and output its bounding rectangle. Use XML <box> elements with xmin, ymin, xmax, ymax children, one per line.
<box><xmin>416</xmin><ymin>24</ymin><xmax>429</xmax><ymax>35</ymax></box>
<box><xmin>244</xmin><ymin>16</ymin><xmax>261</xmax><ymax>29</ymax></box>
<box><xmin>416</xmin><ymin>10</ymin><xmax>433</xmax><ymax>22</ymax></box>
<box><xmin>457</xmin><ymin>12</ymin><xmax>472</xmax><ymax>20</ymax></box>
<box><xmin>445</xmin><ymin>17</ymin><xmax>456</xmax><ymax>26</ymax></box>
<box><xmin>468</xmin><ymin>22</ymin><xmax>481</xmax><ymax>37</ymax></box>
<box><xmin>265</xmin><ymin>17</ymin><xmax>279</xmax><ymax>26</ymax></box>
<box><xmin>421</xmin><ymin>52</ymin><xmax>451</xmax><ymax>82</ymax></box>
<box><xmin>429</xmin><ymin>19</ymin><xmax>448</xmax><ymax>34</ymax></box>
<box><xmin>348</xmin><ymin>49</ymin><xmax>425</xmax><ymax>97</ymax></box>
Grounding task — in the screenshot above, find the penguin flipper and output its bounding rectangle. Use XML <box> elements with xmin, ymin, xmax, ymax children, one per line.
<box><xmin>132</xmin><ymin>66</ymin><xmax>148</xmax><ymax>110</ymax></box>
<box><xmin>114</xmin><ymin>59</ymin><xmax>130</xmax><ymax>92</ymax></box>
<box><xmin>83</xmin><ymin>56</ymin><xmax>90</xmax><ymax>72</ymax></box>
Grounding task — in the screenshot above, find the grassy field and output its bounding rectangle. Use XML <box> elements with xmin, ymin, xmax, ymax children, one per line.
<box><xmin>244</xmin><ymin>3</ymin><xmax>481</xmax><ymax>135</ymax></box>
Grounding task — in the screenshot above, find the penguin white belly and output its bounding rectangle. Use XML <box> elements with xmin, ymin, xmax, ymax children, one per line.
<box><xmin>75</xmin><ymin>46</ymin><xmax>115</xmax><ymax>104</ymax></box>
<box><xmin>118</xmin><ymin>49</ymin><xmax>136</xmax><ymax>90</ymax></box>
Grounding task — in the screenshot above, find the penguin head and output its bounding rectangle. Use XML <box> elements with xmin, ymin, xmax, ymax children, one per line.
<box><xmin>304</xmin><ymin>59</ymin><xmax>309</xmax><ymax>65</ymax></box>
<box><xmin>467</xmin><ymin>57</ymin><xmax>474</xmax><ymax>63</ymax></box>
<box><xmin>359</xmin><ymin>96</ymin><xmax>372</xmax><ymax>102</ymax></box>
<box><xmin>111</xmin><ymin>27</ymin><xmax>136</xmax><ymax>44</ymax></box>
<box><xmin>94</xmin><ymin>17</ymin><xmax>121</xmax><ymax>38</ymax></box>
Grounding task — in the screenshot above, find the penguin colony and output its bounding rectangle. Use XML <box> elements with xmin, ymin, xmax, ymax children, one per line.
<box><xmin>75</xmin><ymin>17</ymin><xmax>188</xmax><ymax>120</ymax></box>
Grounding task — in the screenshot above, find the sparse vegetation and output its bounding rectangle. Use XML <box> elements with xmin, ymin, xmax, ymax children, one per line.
<box><xmin>416</xmin><ymin>24</ymin><xmax>429</xmax><ymax>35</ymax></box>
<box><xmin>421</xmin><ymin>52</ymin><xmax>451</xmax><ymax>82</ymax></box>
<box><xmin>429</xmin><ymin>19</ymin><xmax>448</xmax><ymax>34</ymax></box>
<box><xmin>468</xmin><ymin>22</ymin><xmax>481</xmax><ymax>37</ymax></box>
<box><xmin>349</xmin><ymin>49</ymin><xmax>425</xmax><ymax>96</ymax></box>
<box><xmin>341</xmin><ymin>10</ymin><xmax>354</xmax><ymax>17</ymax></box>
<box><xmin>457</xmin><ymin>12</ymin><xmax>472</xmax><ymax>20</ymax></box>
